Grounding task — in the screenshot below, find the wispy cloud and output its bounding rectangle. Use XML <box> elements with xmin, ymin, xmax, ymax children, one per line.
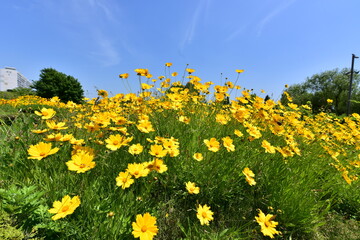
<box><xmin>90</xmin><ymin>31</ymin><xmax>121</xmax><ymax>67</ymax></box>
<box><xmin>180</xmin><ymin>0</ymin><xmax>210</xmax><ymax>51</ymax></box>
<box><xmin>256</xmin><ymin>0</ymin><xmax>297</xmax><ymax>36</ymax></box>
<box><xmin>69</xmin><ymin>0</ymin><xmax>122</xmax><ymax>66</ymax></box>
<box><xmin>226</xmin><ymin>0</ymin><xmax>296</xmax><ymax>41</ymax></box>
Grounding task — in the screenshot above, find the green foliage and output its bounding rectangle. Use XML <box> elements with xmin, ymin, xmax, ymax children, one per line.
<box><xmin>1</xmin><ymin>92</ymin><xmax>360</xmax><ymax>239</ymax></box>
<box><xmin>0</xmin><ymin>210</ymin><xmax>24</xmax><ymax>240</ymax></box>
<box><xmin>32</xmin><ymin>68</ymin><xmax>84</xmax><ymax>104</ymax></box>
<box><xmin>0</xmin><ymin>87</ymin><xmax>35</xmax><ymax>100</ymax></box>
<box><xmin>0</xmin><ymin>185</ymin><xmax>45</xmax><ymax>229</ymax></box>
<box><xmin>282</xmin><ymin>68</ymin><xmax>360</xmax><ymax>114</ymax></box>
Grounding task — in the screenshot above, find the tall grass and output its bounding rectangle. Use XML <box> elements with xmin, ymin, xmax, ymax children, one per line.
<box><xmin>0</xmin><ymin>69</ymin><xmax>359</xmax><ymax>239</ymax></box>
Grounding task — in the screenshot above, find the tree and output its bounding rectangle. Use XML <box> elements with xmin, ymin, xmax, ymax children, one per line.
<box><xmin>32</xmin><ymin>68</ymin><xmax>84</xmax><ymax>103</ymax></box>
<box><xmin>281</xmin><ymin>68</ymin><xmax>360</xmax><ymax>114</ymax></box>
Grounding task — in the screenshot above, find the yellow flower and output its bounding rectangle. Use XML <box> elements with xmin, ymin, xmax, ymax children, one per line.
<box><xmin>141</xmin><ymin>83</ymin><xmax>153</xmax><ymax>90</ymax></box>
<box><xmin>28</xmin><ymin>142</ymin><xmax>59</xmax><ymax>160</ymax></box>
<box><xmin>222</xmin><ymin>136</ymin><xmax>235</xmax><ymax>152</ymax></box>
<box><xmin>186</xmin><ymin>68</ymin><xmax>195</xmax><ymax>74</ymax></box>
<box><xmin>97</xmin><ymin>89</ymin><xmax>108</xmax><ymax>98</ymax></box>
<box><xmin>242</xmin><ymin>167</ymin><xmax>256</xmax><ymax>186</ymax></box>
<box><xmin>31</xmin><ymin>129</ymin><xmax>49</xmax><ymax>134</ymax></box>
<box><xmin>165</xmin><ymin>62</ymin><xmax>172</xmax><ymax>67</ymax></box>
<box><xmin>127</xmin><ymin>163</ymin><xmax>150</xmax><ymax>178</ymax></box>
<box><xmin>146</xmin><ymin>158</ymin><xmax>168</xmax><ymax>173</ymax></box>
<box><xmin>234</xmin><ymin>129</ymin><xmax>243</xmax><ymax>137</ymax></box>
<box><xmin>255</xmin><ymin>209</ymin><xmax>280</xmax><ymax>238</ymax></box>
<box><xmin>149</xmin><ymin>144</ymin><xmax>167</xmax><ymax>158</ymax></box>
<box><xmin>119</xmin><ymin>73</ymin><xmax>129</xmax><ymax>79</ymax></box>
<box><xmin>204</xmin><ymin>138</ymin><xmax>220</xmax><ymax>152</ymax></box>
<box><xmin>137</xmin><ymin>120</ymin><xmax>155</xmax><ymax>133</ymax></box>
<box><xmin>34</xmin><ymin>108</ymin><xmax>56</xmax><ymax>119</ymax></box>
<box><xmin>134</xmin><ymin>68</ymin><xmax>149</xmax><ymax>76</ymax></box>
<box><xmin>48</xmin><ymin>195</ymin><xmax>80</xmax><ymax>221</ymax></box>
<box><xmin>116</xmin><ymin>171</ymin><xmax>134</xmax><ymax>189</ymax></box>
<box><xmin>179</xmin><ymin>116</ymin><xmax>191</xmax><ymax>124</ymax></box>
<box><xmin>235</xmin><ymin>69</ymin><xmax>245</xmax><ymax>73</ymax></box>
<box><xmin>171</xmin><ymin>72</ymin><xmax>178</xmax><ymax>77</ymax></box>
<box><xmin>128</xmin><ymin>143</ymin><xmax>144</xmax><ymax>155</ymax></box>
<box><xmin>196</xmin><ymin>204</ymin><xmax>214</xmax><ymax>225</ymax></box>
<box><xmin>193</xmin><ymin>153</ymin><xmax>203</xmax><ymax>161</ymax></box>
<box><xmin>216</xmin><ymin>114</ymin><xmax>230</xmax><ymax>125</ymax></box>
<box><xmin>105</xmin><ymin>134</ymin><xmax>133</xmax><ymax>151</ymax></box>
<box><xmin>132</xmin><ymin>212</ymin><xmax>158</xmax><ymax>240</ymax></box>
<box><xmin>46</xmin><ymin>120</ymin><xmax>68</xmax><ymax>130</ymax></box>
<box><xmin>261</xmin><ymin>140</ymin><xmax>276</xmax><ymax>154</ymax></box>
<box><xmin>66</xmin><ymin>151</ymin><xmax>96</xmax><ymax>173</ymax></box>
<box><xmin>186</xmin><ymin>181</ymin><xmax>200</xmax><ymax>194</ymax></box>
<box><xmin>327</xmin><ymin>99</ymin><xmax>333</xmax><ymax>104</ymax></box>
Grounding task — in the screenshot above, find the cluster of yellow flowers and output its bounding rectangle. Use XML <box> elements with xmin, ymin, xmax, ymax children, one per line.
<box><xmin>4</xmin><ymin>64</ymin><xmax>360</xmax><ymax>239</ymax></box>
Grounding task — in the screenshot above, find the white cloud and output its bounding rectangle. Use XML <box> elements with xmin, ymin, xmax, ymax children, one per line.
<box><xmin>180</xmin><ymin>0</ymin><xmax>211</xmax><ymax>51</ymax></box>
<box><xmin>90</xmin><ymin>31</ymin><xmax>121</xmax><ymax>67</ymax></box>
<box><xmin>256</xmin><ymin>0</ymin><xmax>297</xmax><ymax>36</ymax></box>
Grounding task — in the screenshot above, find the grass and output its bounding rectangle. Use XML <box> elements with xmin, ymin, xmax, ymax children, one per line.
<box><xmin>0</xmin><ymin>71</ymin><xmax>359</xmax><ymax>239</ymax></box>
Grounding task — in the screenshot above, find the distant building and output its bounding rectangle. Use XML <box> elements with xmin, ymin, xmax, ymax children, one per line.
<box><xmin>0</xmin><ymin>67</ymin><xmax>31</xmax><ymax>91</ymax></box>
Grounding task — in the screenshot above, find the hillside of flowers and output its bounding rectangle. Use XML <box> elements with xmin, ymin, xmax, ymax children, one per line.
<box><xmin>0</xmin><ymin>66</ymin><xmax>359</xmax><ymax>239</ymax></box>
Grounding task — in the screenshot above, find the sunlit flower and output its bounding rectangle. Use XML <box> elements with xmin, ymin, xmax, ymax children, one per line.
<box><xmin>234</xmin><ymin>129</ymin><xmax>244</xmax><ymax>137</ymax></box>
<box><xmin>66</xmin><ymin>151</ymin><xmax>96</xmax><ymax>173</ymax></box>
<box><xmin>105</xmin><ymin>134</ymin><xmax>133</xmax><ymax>151</ymax></box>
<box><xmin>132</xmin><ymin>212</ymin><xmax>158</xmax><ymax>240</ymax></box>
<box><xmin>146</xmin><ymin>158</ymin><xmax>168</xmax><ymax>173</ymax></box>
<box><xmin>327</xmin><ymin>99</ymin><xmax>333</xmax><ymax>104</ymax></box>
<box><xmin>116</xmin><ymin>171</ymin><xmax>134</xmax><ymax>189</ymax></box>
<box><xmin>34</xmin><ymin>108</ymin><xmax>56</xmax><ymax>119</ymax></box>
<box><xmin>149</xmin><ymin>144</ymin><xmax>167</xmax><ymax>158</ymax></box>
<box><xmin>186</xmin><ymin>68</ymin><xmax>195</xmax><ymax>74</ymax></box>
<box><xmin>137</xmin><ymin>120</ymin><xmax>155</xmax><ymax>133</ymax></box>
<box><xmin>242</xmin><ymin>167</ymin><xmax>256</xmax><ymax>186</ymax></box>
<box><xmin>31</xmin><ymin>129</ymin><xmax>49</xmax><ymax>134</ymax></box>
<box><xmin>196</xmin><ymin>204</ymin><xmax>214</xmax><ymax>225</ymax></box>
<box><xmin>193</xmin><ymin>153</ymin><xmax>203</xmax><ymax>161</ymax></box>
<box><xmin>204</xmin><ymin>138</ymin><xmax>220</xmax><ymax>152</ymax></box>
<box><xmin>255</xmin><ymin>209</ymin><xmax>280</xmax><ymax>238</ymax></box>
<box><xmin>235</xmin><ymin>69</ymin><xmax>244</xmax><ymax>73</ymax></box>
<box><xmin>222</xmin><ymin>136</ymin><xmax>235</xmax><ymax>152</ymax></box>
<box><xmin>97</xmin><ymin>89</ymin><xmax>108</xmax><ymax>98</ymax></box>
<box><xmin>165</xmin><ymin>62</ymin><xmax>172</xmax><ymax>67</ymax></box>
<box><xmin>46</xmin><ymin>120</ymin><xmax>68</xmax><ymax>130</ymax></box>
<box><xmin>186</xmin><ymin>181</ymin><xmax>200</xmax><ymax>194</ymax></box>
<box><xmin>171</xmin><ymin>72</ymin><xmax>178</xmax><ymax>77</ymax></box>
<box><xmin>48</xmin><ymin>195</ymin><xmax>80</xmax><ymax>221</ymax></box>
<box><xmin>28</xmin><ymin>142</ymin><xmax>59</xmax><ymax>160</ymax></box>
<box><xmin>179</xmin><ymin>116</ymin><xmax>191</xmax><ymax>124</ymax></box>
<box><xmin>119</xmin><ymin>73</ymin><xmax>129</xmax><ymax>79</ymax></box>
<box><xmin>128</xmin><ymin>143</ymin><xmax>144</xmax><ymax>155</ymax></box>
<box><xmin>127</xmin><ymin>163</ymin><xmax>150</xmax><ymax>178</ymax></box>
<box><xmin>134</xmin><ymin>68</ymin><xmax>149</xmax><ymax>76</ymax></box>
<box><xmin>261</xmin><ymin>140</ymin><xmax>276</xmax><ymax>154</ymax></box>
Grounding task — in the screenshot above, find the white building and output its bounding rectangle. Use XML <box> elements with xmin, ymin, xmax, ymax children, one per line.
<box><xmin>0</xmin><ymin>67</ymin><xmax>31</xmax><ymax>91</ymax></box>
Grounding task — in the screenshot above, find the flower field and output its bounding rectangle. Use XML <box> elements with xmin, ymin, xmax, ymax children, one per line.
<box><xmin>0</xmin><ymin>67</ymin><xmax>359</xmax><ymax>239</ymax></box>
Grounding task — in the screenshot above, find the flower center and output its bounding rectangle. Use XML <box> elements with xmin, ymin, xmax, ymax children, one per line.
<box><xmin>141</xmin><ymin>226</ymin><xmax>147</xmax><ymax>232</ymax></box>
<box><xmin>61</xmin><ymin>205</ymin><xmax>69</xmax><ymax>212</ymax></box>
<box><xmin>79</xmin><ymin>163</ymin><xmax>86</xmax><ymax>168</ymax></box>
<box><xmin>202</xmin><ymin>212</ymin><xmax>207</xmax><ymax>218</ymax></box>
<box><xmin>113</xmin><ymin>140</ymin><xmax>119</xmax><ymax>145</ymax></box>
<box><xmin>40</xmin><ymin>152</ymin><xmax>46</xmax><ymax>156</ymax></box>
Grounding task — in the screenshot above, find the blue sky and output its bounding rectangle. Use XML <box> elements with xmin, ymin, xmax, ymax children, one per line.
<box><xmin>1</xmin><ymin>0</ymin><xmax>360</xmax><ymax>100</ymax></box>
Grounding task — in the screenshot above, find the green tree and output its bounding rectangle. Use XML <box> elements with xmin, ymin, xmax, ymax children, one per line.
<box><xmin>281</xmin><ymin>68</ymin><xmax>360</xmax><ymax>114</ymax></box>
<box><xmin>32</xmin><ymin>68</ymin><xmax>84</xmax><ymax>103</ymax></box>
